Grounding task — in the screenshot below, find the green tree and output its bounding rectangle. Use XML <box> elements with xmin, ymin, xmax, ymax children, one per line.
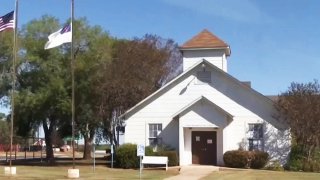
<box><xmin>3</xmin><ymin>15</ymin><xmax>181</xmax><ymax>161</ymax></box>
<box><xmin>275</xmin><ymin>80</ymin><xmax>320</xmax><ymax>169</ymax></box>
<box><xmin>95</xmin><ymin>35</ymin><xmax>181</xmax><ymax>146</ymax></box>
<box><xmin>0</xmin><ymin>112</ymin><xmax>5</xmax><ymax>120</ymax></box>
<box><xmin>17</xmin><ymin>16</ymin><xmax>113</xmax><ymax>160</ymax></box>
<box><xmin>14</xmin><ymin>15</ymin><xmax>70</xmax><ymax>162</ymax></box>
<box><xmin>0</xmin><ymin>119</ymin><xmax>10</xmax><ymax>146</ymax></box>
<box><xmin>72</xmin><ymin>18</ymin><xmax>113</xmax><ymax>159</ymax></box>
<box><xmin>0</xmin><ymin>31</ymin><xmax>14</xmax><ymax>101</ymax></box>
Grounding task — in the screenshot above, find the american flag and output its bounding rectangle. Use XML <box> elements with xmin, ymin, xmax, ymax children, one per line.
<box><xmin>60</xmin><ymin>23</ymin><xmax>71</xmax><ymax>34</ymax></box>
<box><xmin>0</xmin><ymin>11</ymin><xmax>14</xmax><ymax>32</ymax></box>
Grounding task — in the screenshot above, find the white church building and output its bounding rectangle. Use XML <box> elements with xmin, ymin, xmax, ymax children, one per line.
<box><xmin>120</xmin><ymin>30</ymin><xmax>290</xmax><ymax>166</ymax></box>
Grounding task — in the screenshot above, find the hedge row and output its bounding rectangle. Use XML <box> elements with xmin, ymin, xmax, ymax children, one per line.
<box><xmin>115</xmin><ymin>144</ymin><xmax>140</xmax><ymax>168</ymax></box>
<box><xmin>223</xmin><ymin>150</ymin><xmax>269</xmax><ymax>169</ymax></box>
<box><xmin>115</xmin><ymin>143</ymin><xmax>179</xmax><ymax>169</ymax></box>
<box><xmin>153</xmin><ymin>151</ymin><xmax>179</xmax><ymax>166</ymax></box>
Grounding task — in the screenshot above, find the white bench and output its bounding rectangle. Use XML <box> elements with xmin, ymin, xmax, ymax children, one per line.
<box><xmin>142</xmin><ymin>156</ymin><xmax>168</xmax><ymax>171</ymax></box>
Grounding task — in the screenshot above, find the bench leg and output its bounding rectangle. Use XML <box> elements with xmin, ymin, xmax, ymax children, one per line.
<box><xmin>166</xmin><ymin>163</ymin><xmax>168</xmax><ymax>171</ymax></box>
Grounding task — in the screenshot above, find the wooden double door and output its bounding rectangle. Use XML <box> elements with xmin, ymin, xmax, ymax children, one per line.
<box><xmin>192</xmin><ymin>131</ymin><xmax>217</xmax><ymax>165</ymax></box>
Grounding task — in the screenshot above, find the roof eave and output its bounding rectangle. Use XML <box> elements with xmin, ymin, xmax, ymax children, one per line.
<box><xmin>179</xmin><ymin>46</ymin><xmax>231</xmax><ymax>56</ymax></box>
<box><xmin>119</xmin><ymin>59</ymin><xmax>207</xmax><ymax>120</ymax></box>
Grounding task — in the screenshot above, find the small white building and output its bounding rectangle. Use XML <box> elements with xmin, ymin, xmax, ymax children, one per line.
<box><xmin>120</xmin><ymin>29</ymin><xmax>290</xmax><ymax>166</ymax></box>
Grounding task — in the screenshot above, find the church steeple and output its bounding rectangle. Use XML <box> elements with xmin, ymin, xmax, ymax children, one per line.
<box><xmin>180</xmin><ymin>29</ymin><xmax>231</xmax><ymax>72</ymax></box>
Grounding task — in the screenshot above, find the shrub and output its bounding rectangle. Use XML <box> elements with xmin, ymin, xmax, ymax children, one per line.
<box><xmin>115</xmin><ymin>144</ymin><xmax>156</xmax><ymax>169</ymax></box>
<box><xmin>154</xmin><ymin>150</ymin><xmax>179</xmax><ymax>166</ymax></box>
<box><xmin>115</xmin><ymin>143</ymin><xmax>139</xmax><ymax>169</ymax></box>
<box><xmin>250</xmin><ymin>151</ymin><xmax>269</xmax><ymax>169</ymax></box>
<box><xmin>284</xmin><ymin>144</ymin><xmax>320</xmax><ymax>172</ymax></box>
<box><xmin>264</xmin><ymin>160</ymin><xmax>284</xmax><ymax>171</ymax></box>
<box><xmin>156</xmin><ymin>144</ymin><xmax>176</xmax><ymax>151</ymax></box>
<box><xmin>115</xmin><ymin>143</ymin><xmax>179</xmax><ymax>168</ymax></box>
<box><xmin>286</xmin><ymin>158</ymin><xmax>320</xmax><ymax>172</ymax></box>
<box><xmin>302</xmin><ymin>159</ymin><xmax>320</xmax><ymax>172</ymax></box>
<box><xmin>223</xmin><ymin>150</ymin><xmax>269</xmax><ymax>169</ymax></box>
<box><xmin>285</xmin><ymin>158</ymin><xmax>303</xmax><ymax>171</ymax></box>
<box><xmin>223</xmin><ymin>150</ymin><xmax>249</xmax><ymax>168</ymax></box>
<box><xmin>285</xmin><ymin>144</ymin><xmax>303</xmax><ymax>171</ymax></box>
<box><xmin>145</xmin><ymin>146</ymin><xmax>155</xmax><ymax>156</ymax></box>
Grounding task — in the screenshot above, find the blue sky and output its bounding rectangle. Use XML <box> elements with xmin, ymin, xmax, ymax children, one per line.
<box><xmin>1</xmin><ymin>0</ymin><xmax>320</xmax><ymax>114</ymax></box>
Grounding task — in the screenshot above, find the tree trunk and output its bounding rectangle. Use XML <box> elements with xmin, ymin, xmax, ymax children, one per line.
<box><xmin>43</xmin><ymin>119</ymin><xmax>55</xmax><ymax>164</ymax></box>
<box><xmin>83</xmin><ymin>137</ymin><xmax>93</xmax><ymax>159</ymax></box>
<box><xmin>82</xmin><ymin>125</ymin><xmax>95</xmax><ymax>160</ymax></box>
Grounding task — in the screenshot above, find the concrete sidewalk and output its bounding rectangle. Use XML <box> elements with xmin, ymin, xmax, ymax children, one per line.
<box><xmin>165</xmin><ymin>165</ymin><xmax>219</xmax><ymax>180</ymax></box>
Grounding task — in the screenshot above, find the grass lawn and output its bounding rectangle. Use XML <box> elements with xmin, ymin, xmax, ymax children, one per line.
<box><xmin>0</xmin><ymin>150</ymin><xmax>178</xmax><ymax>179</ymax></box>
<box><xmin>0</xmin><ymin>165</ymin><xmax>179</xmax><ymax>179</ymax></box>
<box><xmin>202</xmin><ymin>169</ymin><xmax>320</xmax><ymax>180</ymax></box>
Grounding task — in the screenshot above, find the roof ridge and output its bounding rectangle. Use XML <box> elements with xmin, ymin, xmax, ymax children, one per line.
<box><xmin>180</xmin><ymin>29</ymin><xmax>229</xmax><ymax>49</ymax></box>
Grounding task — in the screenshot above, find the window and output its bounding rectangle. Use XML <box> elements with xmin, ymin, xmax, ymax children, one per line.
<box><xmin>149</xmin><ymin>124</ymin><xmax>162</xmax><ymax>147</ymax></box>
<box><xmin>196</xmin><ymin>71</ymin><xmax>211</xmax><ymax>84</ymax></box>
<box><xmin>248</xmin><ymin>124</ymin><xmax>263</xmax><ymax>151</ymax></box>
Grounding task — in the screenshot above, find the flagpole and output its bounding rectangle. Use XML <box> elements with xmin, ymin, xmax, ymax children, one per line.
<box><xmin>67</xmin><ymin>1</ymin><xmax>79</xmax><ymax>177</ymax></box>
<box><xmin>71</xmin><ymin>0</ymin><xmax>75</xmax><ymax>169</ymax></box>
<box><xmin>9</xmin><ymin>0</ymin><xmax>19</xmax><ymax>169</ymax></box>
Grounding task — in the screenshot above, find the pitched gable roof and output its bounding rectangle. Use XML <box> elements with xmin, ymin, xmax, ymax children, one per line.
<box><xmin>119</xmin><ymin>59</ymin><xmax>287</xmax><ymax>130</ymax></box>
<box><xmin>180</xmin><ymin>29</ymin><xmax>231</xmax><ymax>56</ymax></box>
<box><xmin>172</xmin><ymin>96</ymin><xmax>233</xmax><ymax>120</ymax></box>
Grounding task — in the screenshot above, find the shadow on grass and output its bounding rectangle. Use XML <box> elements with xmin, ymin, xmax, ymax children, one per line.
<box><xmin>0</xmin><ymin>157</ymin><xmax>110</xmax><ymax>167</ymax></box>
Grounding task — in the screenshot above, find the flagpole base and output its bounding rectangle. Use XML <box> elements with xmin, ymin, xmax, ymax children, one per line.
<box><xmin>67</xmin><ymin>169</ymin><xmax>79</xmax><ymax>179</ymax></box>
<box><xmin>4</xmin><ymin>167</ymin><xmax>16</xmax><ymax>175</ymax></box>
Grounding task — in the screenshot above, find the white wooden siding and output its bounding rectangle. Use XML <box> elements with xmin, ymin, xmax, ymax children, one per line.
<box><xmin>183</xmin><ymin>49</ymin><xmax>227</xmax><ymax>72</ymax></box>
<box><xmin>124</xmin><ymin>61</ymin><xmax>289</xmax><ymax>166</ymax></box>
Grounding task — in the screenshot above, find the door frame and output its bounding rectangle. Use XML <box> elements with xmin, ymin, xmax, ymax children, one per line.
<box><xmin>191</xmin><ymin>130</ymin><xmax>217</xmax><ymax>165</ymax></box>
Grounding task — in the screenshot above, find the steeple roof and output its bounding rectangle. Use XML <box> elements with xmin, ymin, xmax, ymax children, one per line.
<box><xmin>180</xmin><ymin>29</ymin><xmax>230</xmax><ymax>55</ymax></box>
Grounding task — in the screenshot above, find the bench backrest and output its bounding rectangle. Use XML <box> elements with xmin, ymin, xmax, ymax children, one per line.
<box><xmin>142</xmin><ymin>156</ymin><xmax>168</xmax><ymax>164</ymax></box>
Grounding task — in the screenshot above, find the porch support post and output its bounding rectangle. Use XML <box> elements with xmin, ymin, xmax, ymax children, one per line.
<box><xmin>179</xmin><ymin>120</ymin><xmax>184</xmax><ymax>166</ymax></box>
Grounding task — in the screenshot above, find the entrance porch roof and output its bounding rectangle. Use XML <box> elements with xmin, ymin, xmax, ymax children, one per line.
<box><xmin>172</xmin><ymin>96</ymin><xmax>234</xmax><ymax>120</ymax></box>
